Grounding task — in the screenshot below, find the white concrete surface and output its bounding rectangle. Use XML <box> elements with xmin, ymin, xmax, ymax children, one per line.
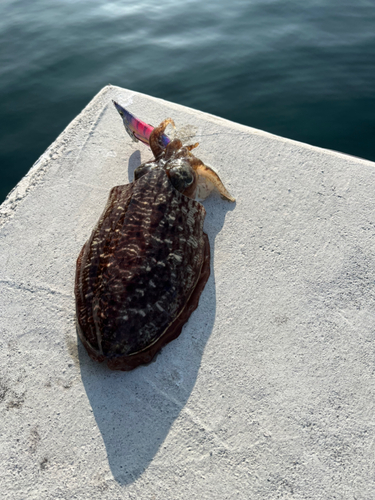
<box><xmin>1</xmin><ymin>85</ymin><xmax>375</xmax><ymax>499</ymax></box>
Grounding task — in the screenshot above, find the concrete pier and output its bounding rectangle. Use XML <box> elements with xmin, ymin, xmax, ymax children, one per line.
<box><xmin>1</xmin><ymin>85</ymin><xmax>375</xmax><ymax>499</ymax></box>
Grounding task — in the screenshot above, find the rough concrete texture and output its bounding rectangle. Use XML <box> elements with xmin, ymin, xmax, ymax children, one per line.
<box><xmin>1</xmin><ymin>85</ymin><xmax>375</xmax><ymax>499</ymax></box>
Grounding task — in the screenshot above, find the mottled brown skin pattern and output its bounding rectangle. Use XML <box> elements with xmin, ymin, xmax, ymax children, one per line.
<box><xmin>75</xmin><ymin>160</ymin><xmax>209</xmax><ymax>370</ymax></box>
<box><xmin>75</xmin><ymin>112</ymin><xmax>235</xmax><ymax>371</ymax></box>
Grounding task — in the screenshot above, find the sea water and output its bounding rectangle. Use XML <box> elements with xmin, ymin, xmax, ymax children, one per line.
<box><xmin>1</xmin><ymin>0</ymin><xmax>374</xmax><ymax>202</ymax></box>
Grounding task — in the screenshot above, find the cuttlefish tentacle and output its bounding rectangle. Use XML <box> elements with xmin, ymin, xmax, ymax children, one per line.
<box><xmin>149</xmin><ymin>118</ymin><xmax>175</xmax><ymax>159</ymax></box>
<box><xmin>185</xmin><ymin>142</ymin><xmax>199</xmax><ymax>152</ymax></box>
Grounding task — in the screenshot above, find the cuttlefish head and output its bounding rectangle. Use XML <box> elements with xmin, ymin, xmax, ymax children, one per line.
<box><xmin>113</xmin><ymin>101</ymin><xmax>235</xmax><ymax>202</ymax></box>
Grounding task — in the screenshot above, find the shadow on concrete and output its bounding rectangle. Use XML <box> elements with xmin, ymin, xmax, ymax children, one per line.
<box><xmin>78</xmin><ymin>154</ymin><xmax>235</xmax><ymax>485</ymax></box>
<box><xmin>127</xmin><ymin>150</ymin><xmax>142</xmax><ymax>181</ymax></box>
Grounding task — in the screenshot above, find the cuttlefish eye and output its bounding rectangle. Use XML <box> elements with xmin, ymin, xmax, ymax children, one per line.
<box><xmin>167</xmin><ymin>159</ymin><xmax>196</xmax><ymax>194</ymax></box>
<box><xmin>134</xmin><ymin>161</ymin><xmax>158</xmax><ymax>180</ymax></box>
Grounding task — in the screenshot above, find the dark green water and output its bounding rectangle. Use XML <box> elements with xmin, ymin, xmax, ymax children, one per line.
<box><xmin>1</xmin><ymin>0</ymin><xmax>374</xmax><ymax>203</ymax></box>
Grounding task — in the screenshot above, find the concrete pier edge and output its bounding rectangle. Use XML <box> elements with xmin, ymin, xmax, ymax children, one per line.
<box><xmin>1</xmin><ymin>85</ymin><xmax>375</xmax><ymax>499</ymax></box>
